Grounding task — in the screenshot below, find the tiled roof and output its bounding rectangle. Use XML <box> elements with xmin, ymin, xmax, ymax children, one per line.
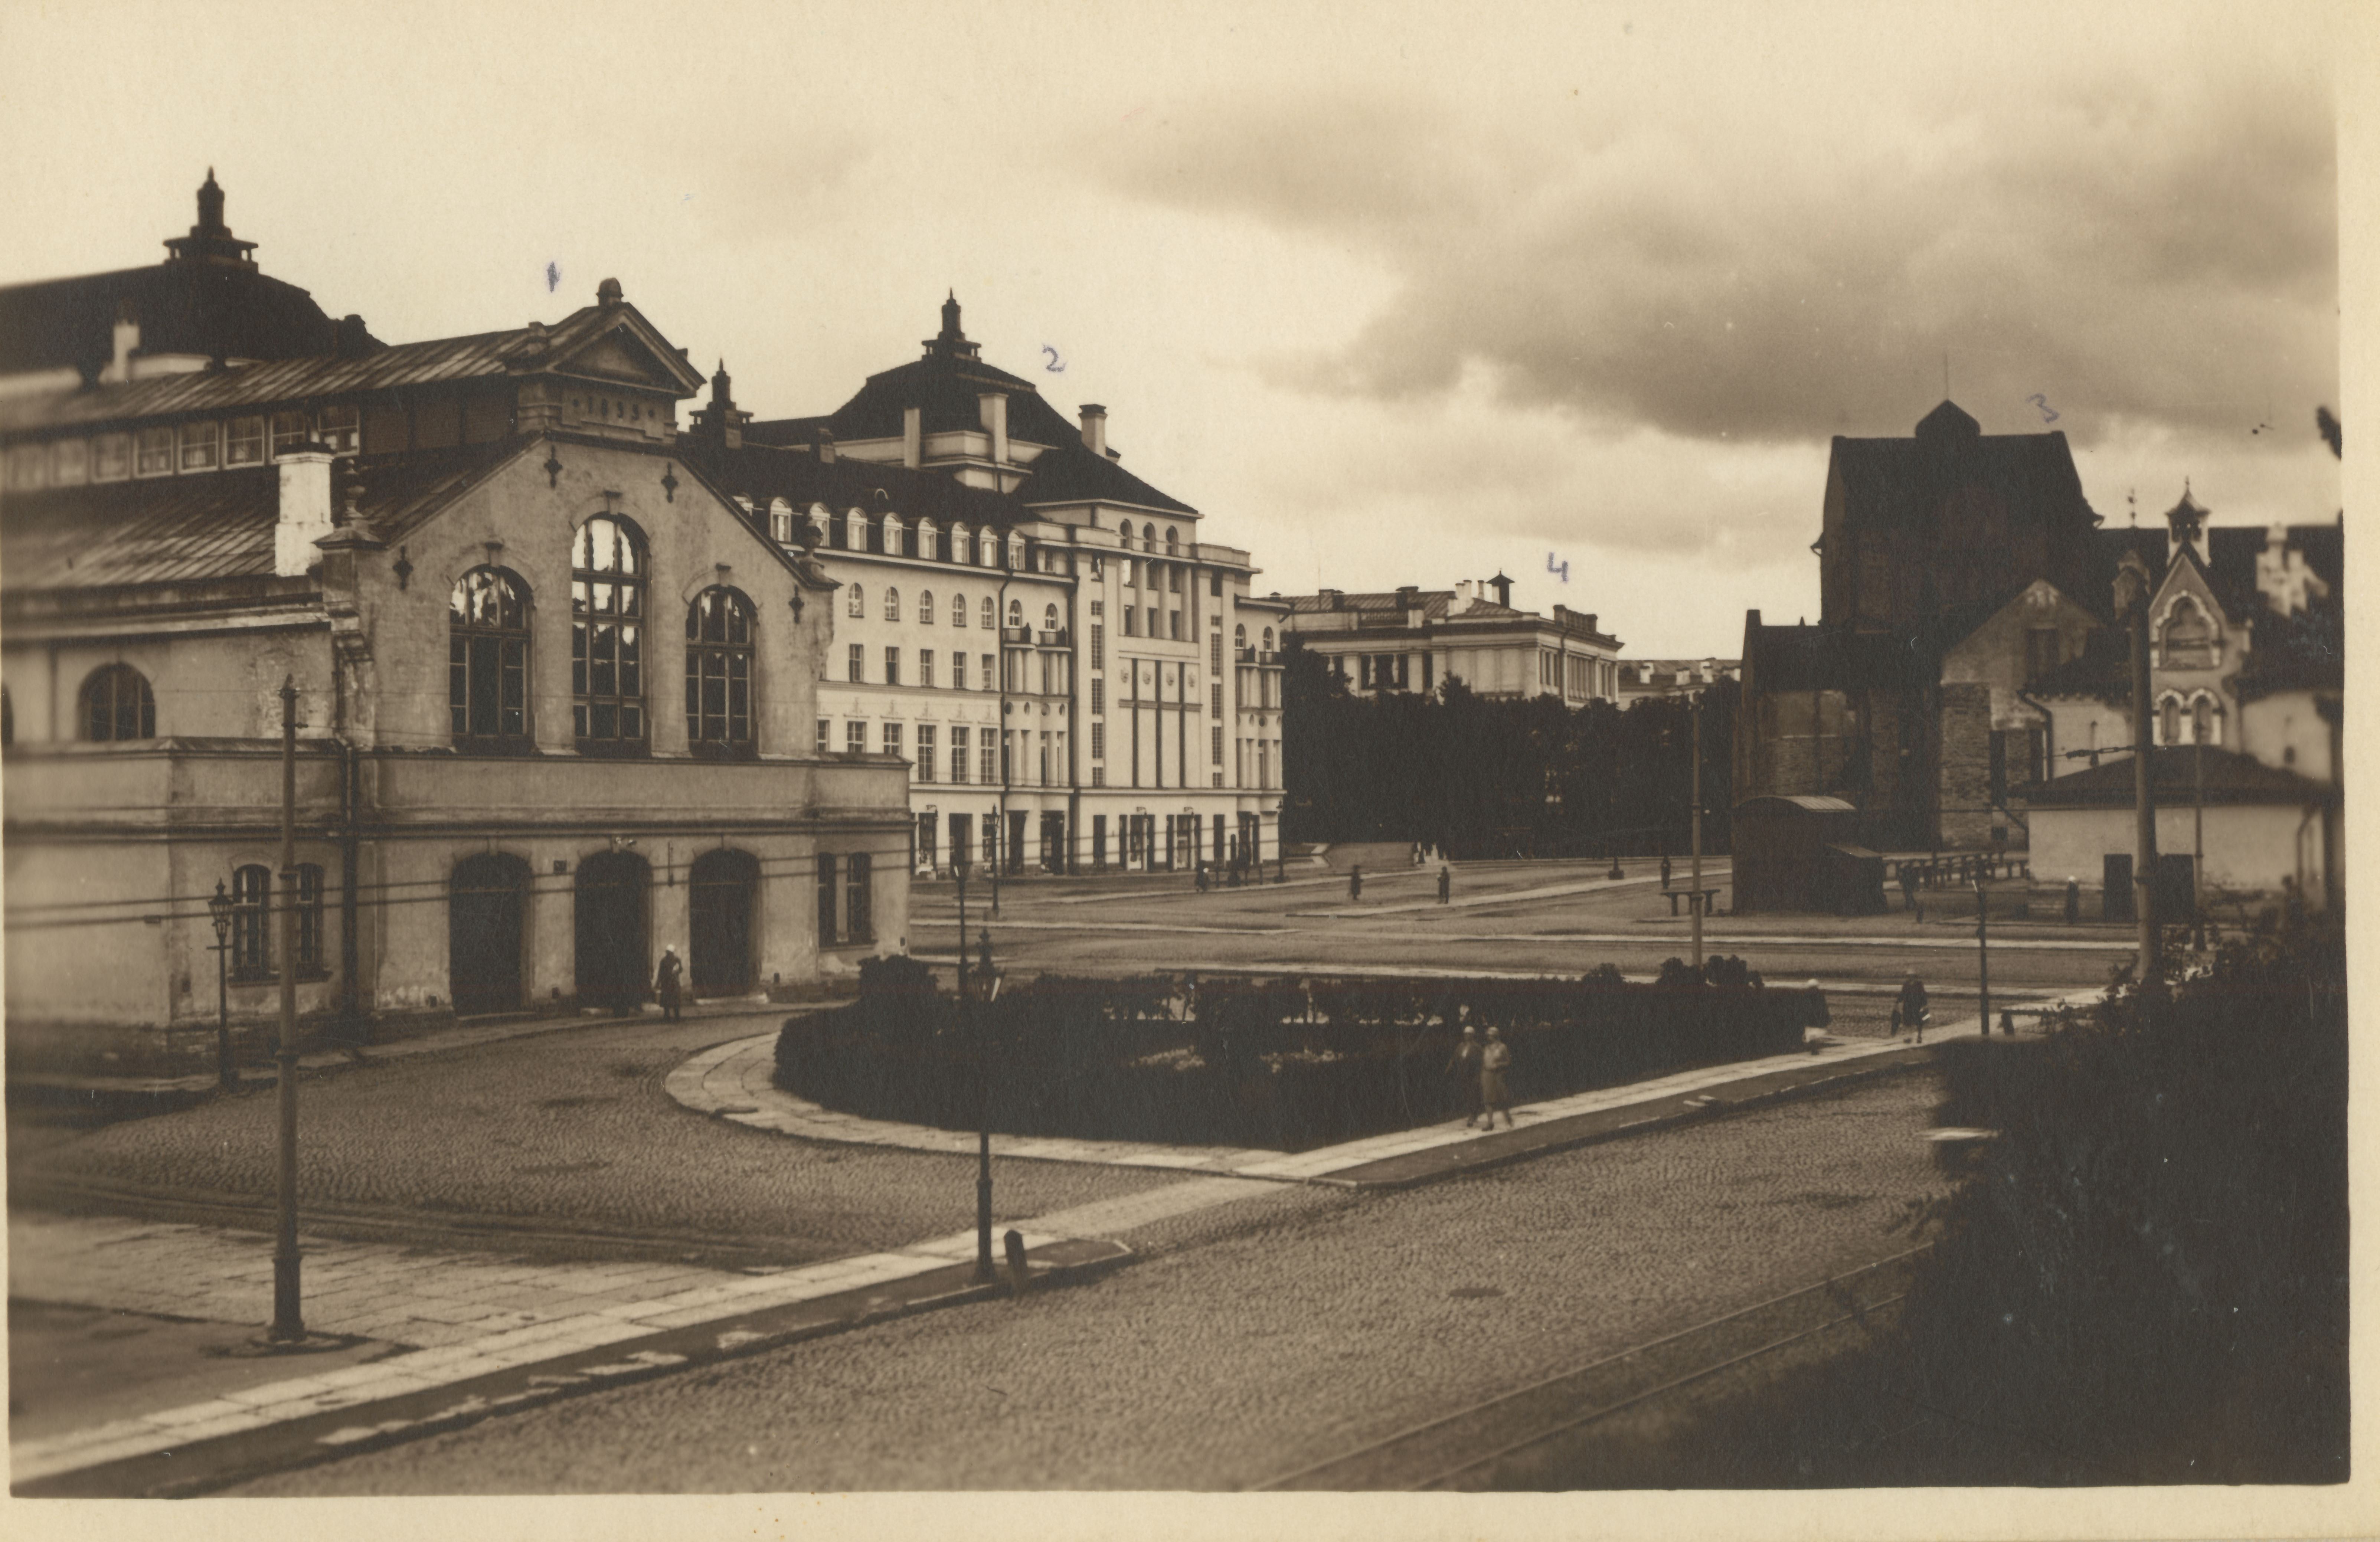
<box><xmin>2024</xmin><ymin>746</ymin><xmax>2330</xmax><ymax>807</ymax></box>
<box><xmin>683</xmin><ymin>441</ymin><xmax>1033</xmax><ymax>528</ymax></box>
<box><xmin>0</xmin><ymin>261</ymin><xmax>380</xmax><ymax>381</ymax></box>
<box><xmin>0</xmin><ymin>442</ymin><xmax>524</xmax><ymax>592</ymax></box>
<box><xmin>1830</xmin><ymin>408</ymin><xmax>2095</xmax><ymax>537</ymax></box>
<box><xmin>1015</xmin><ymin>435</ymin><xmax>1197</xmax><ymax>515</ymax></box>
<box><xmin>0</xmin><ymin>299</ymin><xmax>697</xmax><ymax>436</ymax></box>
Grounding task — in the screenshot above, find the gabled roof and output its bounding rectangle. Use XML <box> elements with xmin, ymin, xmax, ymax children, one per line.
<box><xmin>1015</xmin><ymin>434</ymin><xmax>1198</xmax><ymax>515</ymax></box>
<box><xmin>1741</xmin><ymin>619</ymin><xmax>1913</xmax><ymax>693</ymax></box>
<box><xmin>0</xmin><ymin>442</ymin><xmax>527</xmax><ymax>593</ymax></box>
<box><xmin>0</xmin><ymin>292</ymin><xmax>702</xmax><ymax>436</ymax></box>
<box><xmin>1828</xmin><ymin>401</ymin><xmax>2094</xmax><ymax>534</ymax></box>
<box><xmin>2024</xmin><ymin>747</ymin><xmax>2330</xmax><ymax>807</ymax></box>
<box><xmin>683</xmin><ymin>440</ymin><xmax>1035</xmax><ymax>528</ymax></box>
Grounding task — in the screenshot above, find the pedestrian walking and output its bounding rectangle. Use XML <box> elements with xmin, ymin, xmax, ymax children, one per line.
<box><xmin>976</xmin><ymin>927</ymin><xmax>995</xmax><ymax>986</ymax></box>
<box><xmin>1897</xmin><ymin>862</ymin><xmax>1920</xmax><ymax>918</ymax></box>
<box><xmin>1893</xmin><ymin>970</ymin><xmax>1929</xmax><ymax>1043</ymax></box>
<box><xmin>1446</xmin><ymin>1013</ymin><xmax>1484</xmax><ymax>1127</ymax></box>
<box><xmin>654</xmin><ymin>946</ymin><xmax>684</xmax><ymax>1022</ymax></box>
<box><xmin>1480</xmin><ymin>1026</ymin><xmax>1515</xmax><ymax>1129</ymax></box>
<box><xmin>1438</xmin><ymin>863</ymin><xmax>1452</xmax><ymax>905</ymax></box>
<box><xmin>1196</xmin><ymin>862</ymin><xmax>1210</xmax><ymax>894</ymax></box>
<box><xmin>1349</xmin><ymin>864</ymin><xmax>1363</xmax><ymax>903</ymax></box>
<box><xmin>1660</xmin><ymin>854</ymin><xmax>1673</xmax><ymax>890</ymax></box>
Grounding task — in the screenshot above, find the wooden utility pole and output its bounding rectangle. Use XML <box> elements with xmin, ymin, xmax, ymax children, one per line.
<box><xmin>269</xmin><ymin>676</ymin><xmax>305</xmax><ymax>1342</ymax></box>
<box><xmin>1689</xmin><ymin>692</ymin><xmax>1704</xmax><ymax>970</ymax></box>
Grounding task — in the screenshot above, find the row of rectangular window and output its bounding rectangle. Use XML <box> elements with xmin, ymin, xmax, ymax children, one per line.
<box><xmin>223</xmin><ymin>863</ymin><xmax>328</xmax><ymax>980</ymax></box>
<box><xmin>2</xmin><ymin>409</ymin><xmax>361</xmax><ymax>491</ymax></box>
<box><xmin>1118</xmin><ymin>607</ymin><xmax>1185</xmax><ymax>639</ymax></box>
<box><xmin>842</xmin><ymin>645</ymin><xmax>1073</xmax><ymax>695</ymax></box>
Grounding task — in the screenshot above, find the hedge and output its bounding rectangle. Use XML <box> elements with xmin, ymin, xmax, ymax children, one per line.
<box><xmin>774</xmin><ymin>954</ymin><xmax>1826</xmax><ymax>1152</ymax></box>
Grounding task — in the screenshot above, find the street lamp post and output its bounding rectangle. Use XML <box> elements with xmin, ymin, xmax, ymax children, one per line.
<box><xmin>208</xmin><ymin>880</ymin><xmax>238</xmax><ymax>1092</ymax></box>
<box><xmin>269</xmin><ymin>675</ymin><xmax>305</xmax><ymax>1343</ymax></box>
<box><xmin>1688</xmin><ymin>689</ymin><xmax>1706</xmax><ymax>970</ymax></box>
<box><xmin>1974</xmin><ymin>872</ymin><xmax>1991</xmax><ymax>1035</ymax></box>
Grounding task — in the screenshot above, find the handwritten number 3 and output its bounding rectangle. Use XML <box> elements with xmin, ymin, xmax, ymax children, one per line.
<box><xmin>2028</xmin><ymin>394</ymin><xmax>2059</xmax><ymax>424</ymax></box>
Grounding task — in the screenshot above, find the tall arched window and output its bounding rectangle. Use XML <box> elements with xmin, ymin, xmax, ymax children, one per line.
<box><xmin>885</xmin><ymin>587</ymin><xmax>902</xmax><ymax>622</ymax></box>
<box><xmin>1262</xmin><ymin>627</ymin><xmax>1275</xmax><ymax>651</ymax></box>
<box><xmin>882</xmin><ymin>513</ymin><xmax>904</xmax><ymax>556</ymax></box>
<box><xmin>808</xmin><ymin>504</ymin><xmax>830</xmax><ymax>545</ymax></box>
<box><xmin>977</xmin><ymin>529</ymin><xmax>996</xmax><ymax>566</ymax></box>
<box><xmin>950</xmin><ymin>591</ymin><xmax>968</xmax><ymax>628</ymax></box>
<box><xmin>1166</xmin><ymin>527</ymin><xmax>1179</xmax><ymax>554</ymax></box>
<box><xmin>917</xmin><ymin>518</ymin><xmax>938</xmax><ymax>561</ymax></box>
<box><xmin>949</xmin><ymin>523</ymin><xmax>968</xmax><ymax>564</ymax></box>
<box><xmin>2192</xmin><ymin>695</ymin><xmax>2224</xmax><ymax>746</ymax></box>
<box><xmin>450</xmin><ymin>567</ymin><xmax>530</xmax><ymax>743</ymax></box>
<box><xmin>1118</xmin><ymin>521</ymin><xmax>1135</xmax><ymax>548</ymax></box>
<box><xmin>848</xmin><ymin>583</ymin><xmax>866</xmax><ymax>619</ymax></box>
<box><xmin>572</xmin><ymin>515</ymin><xmax>647</xmax><ymax>747</ymax></box>
<box><xmin>2160</xmin><ymin>596</ymin><xmax>2217</xmax><ymax>668</ymax></box>
<box><xmin>920</xmin><ymin>591</ymin><xmax>936</xmax><ymax>625</ymax></box>
<box><xmin>1235</xmin><ymin>623</ymin><xmax>1247</xmax><ymax>653</ymax></box>
<box><xmin>81</xmin><ymin>663</ymin><xmax>156</xmax><ymax>741</ymax></box>
<box><xmin>231</xmin><ymin>863</ymin><xmax>272</xmax><ymax>979</ymax></box>
<box><xmin>685</xmin><ymin>587</ymin><xmax>756</xmax><ymax>750</ymax></box>
<box><xmin>980</xmin><ymin>596</ymin><xmax>996</xmax><ymax>630</ymax></box>
<box><xmin>1007</xmin><ymin>598</ymin><xmax>1024</xmax><ymax>631</ymax></box>
<box><xmin>768</xmin><ymin>499</ymin><xmax>793</xmax><ymax>544</ymax></box>
<box><xmin>1142</xmin><ymin>528</ymin><xmax>1157</xmax><ymax>554</ymax></box>
<box><xmin>1044</xmin><ymin>603</ymin><xmax>1060</xmax><ymax>631</ymax></box>
<box><xmin>1007</xmin><ymin>536</ymin><xmax>1024</xmax><ymax>569</ymax></box>
<box><xmin>2158</xmin><ymin>694</ymin><xmax>2183</xmax><ymax>747</ymax></box>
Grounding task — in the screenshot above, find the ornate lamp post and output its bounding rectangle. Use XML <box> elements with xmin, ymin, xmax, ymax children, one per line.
<box><xmin>207</xmin><ymin>880</ymin><xmax>237</xmax><ymax>1091</ymax></box>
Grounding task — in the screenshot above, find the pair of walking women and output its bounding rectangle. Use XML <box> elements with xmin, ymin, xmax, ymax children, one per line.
<box><xmin>1447</xmin><ymin>1013</ymin><xmax>1514</xmax><ymax>1130</ymax></box>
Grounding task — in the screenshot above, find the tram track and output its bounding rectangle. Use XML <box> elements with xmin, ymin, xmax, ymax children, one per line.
<box><xmin>1257</xmin><ymin>1243</ymin><xmax>1930</xmax><ymax>1491</ymax></box>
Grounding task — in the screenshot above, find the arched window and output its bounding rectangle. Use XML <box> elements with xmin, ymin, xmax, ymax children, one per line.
<box><xmin>1166</xmin><ymin>526</ymin><xmax>1180</xmax><ymax>554</ymax></box>
<box><xmin>2158</xmin><ymin>694</ymin><xmax>2182</xmax><ymax>747</ymax></box>
<box><xmin>882</xmin><ymin>513</ymin><xmax>904</xmax><ymax>556</ymax></box>
<box><xmin>848</xmin><ymin>583</ymin><xmax>866</xmax><ymax>619</ymax></box>
<box><xmin>2160</xmin><ymin>596</ymin><xmax>2218</xmax><ymax>669</ymax></box>
<box><xmin>572</xmin><ymin>515</ymin><xmax>647</xmax><ymax>746</ymax></box>
<box><xmin>1142</xmin><ymin>528</ymin><xmax>1157</xmax><ymax>554</ymax></box>
<box><xmin>885</xmin><ymin>587</ymin><xmax>902</xmax><ymax>622</ymax></box>
<box><xmin>808</xmin><ymin>504</ymin><xmax>830</xmax><ymax>545</ymax></box>
<box><xmin>1007</xmin><ymin>598</ymin><xmax>1024</xmax><ymax>631</ymax></box>
<box><xmin>1044</xmin><ymin>603</ymin><xmax>1060</xmax><ymax>631</ymax></box>
<box><xmin>949</xmin><ymin>523</ymin><xmax>968</xmax><ymax>564</ymax></box>
<box><xmin>1007</xmin><ymin>536</ymin><xmax>1024</xmax><ymax>569</ymax></box>
<box><xmin>2192</xmin><ymin>695</ymin><xmax>2225</xmax><ymax>746</ymax></box>
<box><xmin>1235</xmin><ymin>623</ymin><xmax>1247</xmax><ymax>652</ymax></box>
<box><xmin>768</xmin><ymin>498</ymin><xmax>793</xmax><ymax>544</ymax></box>
<box><xmin>950</xmin><ymin>591</ymin><xmax>968</xmax><ymax>629</ymax></box>
<box><xmin>450</xmin><ymin>568</ymin><xmax>530</xmax><ymax>742</ymax></box>
<box><xmin>919</xmin><ymin>591</ymin><xmax>936</xmax><ymax>625</ymax></box>
<box><xmin>980</xmin><ymin>596</ymin><xmax>996</xmax><ymax>630</ymax></box>
<box><xmin>1118</xmin><ymin>521</ymin><xmax>1135</xmax><ymax>547</ymax></box>
<box><xmin>1262</xmin><ymin>627</ymin><xmax>1274</xmax><ymax>651</ymax></box>
<box><xmin>917</xmin><ymin>518</ymin><xmax>938</xmax><ymax>561</ymax></box>
<box><xmin>978</xmin><ymin>529</ymin><xmax>996</xmax><ymax>566</ymax></box>
<box><xmin>231</xmin><ymin>863</ymin><xmax>272</xmax><ymax>979</ymax></box>
<box><xmin>685</xmin><ymin>587</ymin><xmax>756</xmax><ymax>749</ymax></box>
<box><xmin>81</xmin><ymin>664</ymin><xmax>156</xmax><ymax>741</ymax></box>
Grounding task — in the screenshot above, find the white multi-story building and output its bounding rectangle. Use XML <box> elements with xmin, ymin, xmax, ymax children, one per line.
<box><xmin>1278</xmin><ymin>578</ymin><xmax>1625</xmax><ymax>704</ymax></box>
<box><xmin>679</xmin><ymin>299</ymin><xmax>1287</xmax><ymax>877</ymax></box>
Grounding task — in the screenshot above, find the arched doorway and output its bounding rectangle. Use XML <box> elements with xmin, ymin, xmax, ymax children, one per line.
<box><xmin>450</xmin><ymin>853</ymin><xmax>529</xmax><ymax>1017</ymax></box>
<box><xmin>575</xmin><ymin>851</ymin><xmax>651</xmax><ymax>1012</ymax></box>
<box><xmin>689</xmin><ymin>848</ymin><xmax>759</xmax><ymax>997</ymax></box>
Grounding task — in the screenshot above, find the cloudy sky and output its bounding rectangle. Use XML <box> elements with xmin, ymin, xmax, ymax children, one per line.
<box><xmin>0</xmin><ymin>0</ymin><xmax>2347</xmax><ymax>655</ymax></box>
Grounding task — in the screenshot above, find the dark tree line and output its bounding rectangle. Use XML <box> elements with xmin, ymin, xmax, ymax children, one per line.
<box><xmin>1279</xmin><ymin>642</ymin><xmax>1737</xmax><ymax>858</ymax></box>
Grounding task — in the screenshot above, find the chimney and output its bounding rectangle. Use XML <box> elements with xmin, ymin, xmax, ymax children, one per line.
<box><xmin>1395</xmin><ymin>585</ymin><xmax>1419</xmax><ymax>608</ymax></box>
<box><xmin>978</xmin><ymin>392</ymin><xmax>1008</xmax><ymax>465</ymax></box>
<box><xmin>1080</xmin><ymin>404</ymin><xmax>1108</xmax><ymax>456</ymax></box>
<box><xmin>596</xmin><ymin>277</ymin><xmax>624</xmax><ymax>309</ymax></box>
<box><xmin>107</xmin><ymin>300</ymin><xmax>140</xmax><ymax>383</ymax></box>
<box><xmin>276</xmin><ymin>447</ymin><xmax>336</xmax><ymax>577</ymax></box>
<box><xmin>902</xmin><ymin>407</ymin><xmax>921</xmax><ymax>469</ymax></box>
<box><xmin>335</xmin><ymin>314</ymin><xmax>371</xmax><ymax>358</ymax></box>
<box><xmin>1490</xmin><ymin>572</ymin><xmax>1513</xmax><ymax>609</ymax></box>
<box><xmin>1319</xmin><ymin>588</ymin><xmax>1343</xmax><ymax>609</ymax></box>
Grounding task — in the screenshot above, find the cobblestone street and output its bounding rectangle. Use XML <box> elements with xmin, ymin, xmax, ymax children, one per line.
<box><xmin>226</xmin><ymin>1070</ymin><xmax>1949</xmax><ymax>1493</ymax></box>
<box><xmin>10</xmin><ymin>1011</ymin><xmax>1173</xmax><ymax>1268</ymax></box>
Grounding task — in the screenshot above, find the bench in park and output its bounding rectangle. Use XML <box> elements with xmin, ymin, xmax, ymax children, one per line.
<box><xmin>1665</xmin><ymin>887</ymin><xmax>1722</xmax><ymax>917</ymax></box>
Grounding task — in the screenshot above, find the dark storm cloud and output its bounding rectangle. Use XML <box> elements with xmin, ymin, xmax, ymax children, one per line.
<box><xmin>1095</xmin><ymin>70</ymin><xmax>2336</xmax><ymax>446</ymax></box>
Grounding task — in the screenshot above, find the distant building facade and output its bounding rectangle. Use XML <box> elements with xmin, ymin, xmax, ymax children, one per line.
<box><xmin>1278</xmin><ymin>576</ymin><xmax>1624</xmax><ymax>704</ymax></box>
<box><xmin>1613</xmin><ymin>657</ymin><xmax>1740</xmax><ymax>705</ymax></box>
<box><xmin>1</xmin><ymin>179</ymin><xmax>908</xmax><ymax>1059</ymax></box>
<box><xmin>678</xmin><ymin>297</ymin><xmax>1288</xmax><ymax>877</ymax></box>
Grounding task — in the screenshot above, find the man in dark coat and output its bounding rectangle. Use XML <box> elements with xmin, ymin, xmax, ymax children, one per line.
<box><xmin>1349</xmin><ymin>864</ymin><xmax>1363</xmax><ymax>903</ymax></box>
<box><xmin>654</xmin><ymin>947</ymin><xmax>684</xmax><ymax>1022</ymax></box>
<box><xmin>1893</xmin><ymin>971</ymin><xmax>1929</xmax><ymax>1042</ymax></box>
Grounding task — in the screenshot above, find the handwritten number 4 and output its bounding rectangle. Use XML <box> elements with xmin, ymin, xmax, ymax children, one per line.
<box><xmin>2028</xmin><ymin>394</ymin><xmax>2059</xmax><ymax>424</ymax></box>
<box><xmin>1546</xmin><ymin>552</ymin><xmax>1570</xmax><ymax>583</ymax></box>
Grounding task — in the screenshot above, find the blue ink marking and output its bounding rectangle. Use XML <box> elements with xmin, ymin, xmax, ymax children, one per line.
<box><xmin>1546</xmin><ymin>552</ymin><xmax>1570</xmax><ymax>583</ymax></box>
<box><xmin>1042</xmin><ymin>346</ymin><xmax>1065</xmax><ymax>373</ymax></box>
<box><xmin>2027</xmin><ymin>393</ymin><xmax>2059</xmax><ymax>424</ymax></box>
<box><xmin>545</xmin><ymin>261</ymin><xmax>560</xmax><ymax>294</ymax></box>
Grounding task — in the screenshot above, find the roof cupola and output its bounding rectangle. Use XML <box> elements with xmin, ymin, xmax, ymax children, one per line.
<box><xmin>162</xmin><ymin>168</ymin><xmax>259</xmax><ymax>268</ymax></box>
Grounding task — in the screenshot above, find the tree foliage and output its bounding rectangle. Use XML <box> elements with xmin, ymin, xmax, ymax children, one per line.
<box><xmin>1280</xmin><ymin>641</ymin><xmax>1737</xmax><ymax>856</ymax></box>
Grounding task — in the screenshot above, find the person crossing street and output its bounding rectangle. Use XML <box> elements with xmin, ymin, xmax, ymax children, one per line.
<box><xmin>1892</xmin><ymin>970</ymin><xmax>1929</xmax><ymax>1042</ymax></box>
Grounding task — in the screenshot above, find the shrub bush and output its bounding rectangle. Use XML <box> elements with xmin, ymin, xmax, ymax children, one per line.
<box><xmin>776</xmin><ymin>968</ymin><xmax>1824</xmax><ymax>1151</ymax></box>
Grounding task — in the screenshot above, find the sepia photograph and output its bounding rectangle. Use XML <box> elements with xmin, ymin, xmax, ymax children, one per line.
<box><xmin>0</xmin><ymin>0</ymin><xmax>2366</xmax><ymax>1535</ymax></box>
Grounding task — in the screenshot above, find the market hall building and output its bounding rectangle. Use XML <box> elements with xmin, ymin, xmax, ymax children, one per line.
<box><xmin>0</xmin><ymin>178</ymin><xmax>912</xmax><ymax>1067</ymax></box>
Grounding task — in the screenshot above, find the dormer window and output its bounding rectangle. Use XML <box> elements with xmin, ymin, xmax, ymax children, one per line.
<box><xmin>135</xmin><ymin>426</ymin><xmax>173</xmax><ymax>477</ymax></box>
<box><xmin>917</xmin><ymin>519</ymin><xmax>938</xmax><ymax>560</ymax></box>
<box><xmin>179</xmin><ymin>420</ymin><xmax>219</xmax><ymax>473</ymax></box>
<box><xmin>769</xmin><ymin>499</ymin><xmax>794</xmax><ymax>544</ymax></box>
<box><xmin>226</xmin><ymin>416</ymin><xmax>266</xmax><ymax>467</ymax></box>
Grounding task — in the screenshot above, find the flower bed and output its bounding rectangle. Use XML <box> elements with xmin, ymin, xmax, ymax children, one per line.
<box><xmin>774</xmin><ymin>955</ymin><xmax>1826</xmax><ymax>1152</ymax></box>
